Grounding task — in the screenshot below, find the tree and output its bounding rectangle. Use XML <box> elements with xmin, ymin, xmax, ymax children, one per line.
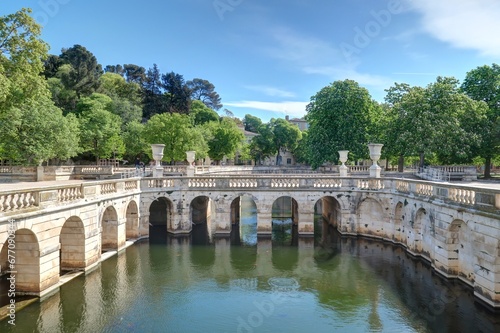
<box><xmin>77</xmin><ymin>94</ymin><xmax>123</xmax><ymax>161</ymax></box>
<box><xmin>250</xmin><ymin>123</ymin><xmax>276</xmax><ymax>164</ymax></box>
<box><xmin>0</xmin><ymin>8</ymin><xmax>79</xmax><ymax>164</ymax></box>
<box><xmin>461</xmin><ymin>64</ymin><xmax>500</xmax><ymax>178</ymax></box>
<box><xmin>187</xmin><ymin>78</ymin><xmax>222</xmax><ymax>110</ymax></box>
<box><xmin>269</xmin><ymin>118</ymin><xmax>302</xmax><ymax>165</ymax></box>
<box><xmin>305</xmin><ymin>80</ymin><xmax>380</xmax><ymax>168</ymax></box>
<box><xmin>206</xmin><ymin>118</ymin><xmax>244</xmax><ymax>162</ymax></box>
<box><xmin>190</xmin><ymin>100</ymin><xmax>219</xmax><ymax>125</ymax></box>
<box><xmin>385</xmin><ymin>77</ymin><xmax>487</xmax><ymax>169</ymax></box>
<box><xmin>161</xmin><ymin>71</ymin><xmax>191</xmax><ymax>114</ymax></box>
<box><xmin>59</xmin><ymin>44</ymin><xmax>103</xmax><ymax>98</ymax></box>
<box><xmin>143</xmin><ymin>113</ymin><xmax>200</xmax><ymax>163</ymax></box>
<box><xmin>123</xmin><ymin>64</ymin><xmax>146</xmax><ymax>84</ymax></box>
<box><xmin>104</xmin><ymin>64</ymin><xmax>124</xmax><ymax>76</ymax></box>
<box><xmin>142</xmin><ymin>64</ymin><xmax>164</xmax><ymax>119</ymax></box>
<box><xmin>122</xmin><ymin>121</ymin><xmax>148</xmax><ymax>161</ymax></box>
<box><xmin>243</xmin><ymin>114</ymin><xmax>262</xmax><ymax>133</ymax></box>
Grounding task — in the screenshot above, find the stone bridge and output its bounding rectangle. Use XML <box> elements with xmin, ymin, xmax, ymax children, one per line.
<box><xmin>0</xmin><ymin>175</ymin><xmax>499</xmax><ymax>308</ymax></box>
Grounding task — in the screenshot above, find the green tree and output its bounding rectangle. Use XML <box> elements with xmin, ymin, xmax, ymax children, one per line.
<box><xmin>250</xmin><ymin>123</ymin><xmax>275</xmax><ymax>164</ymax></box>
<box><xmin>243</xmin><ymin>114</ymin><xmax>262</xmax><ymax>133</ymax></box>
<box><xmin>385</xmin><ymin>77</ymin><xmax>487</xmax><ymax>169</ymax></box>
<box><xmin>123</xmin><ymin>64</ymin><xmax>146</xmax><ymax>84</ymax></box>
<box><xmin>190</xmin><ymin>100</ymin><xmax>219</xmax><ymax>125</ymax></box>
<box><xmin>142</xmin><ymin>64</ymin><xmax>164</xmax><ymax>119</ymax></box>
<box><xmin>122</xmin><ymin>121</ymin><xmax>148</xmax><ymax>161</ymax></box>
<box><xmin>269</xmin><ymin>118</ymin><xmax>302</xmax><ymax>165</ymax></box>
<box><xmin>59</xmin><ymin>44</ymin><xmax>103</xmax><ymax>98</ymax></box>
<box><xmin>206</xmin><ymin>118</ymin><xmax>244</xmax><ymax>162</ymax></box>
<box><xmin>143</xmin><ymin>113</ymin><xmax>201</xmax><ymax>163</ymax></box>
<box><xmin>161</xmin><ymin>71</ymin><xmax>191</xmax><ymax>114</ymax></box>
<box><xmin>306</xmin><ymin>80</ymin><xmax>379</xmax><ymax>168</ymax></box>
<box><xmin>0</xmin><ymin>8</ymin><xmax>79</xmax><ymax>164</ymax></box>
<box><xmin>187</xmin><ymin>78</ymin><xmax>223</xmax><ymax>110</ymax></box>
<box><xmin>461</xmin><ymin>64</ymin><xmax>500</xmax><ymax>178</ymax></box>
<box><xmin>77</xmin><ymin>95</ymin><xmax>122</xmax><ymax>161</ymax></box>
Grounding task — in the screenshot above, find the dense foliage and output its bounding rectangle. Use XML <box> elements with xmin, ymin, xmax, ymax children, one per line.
<box><xmin>1</xmin><ymin>8</ymin><xmax>499</xmax><ymax>174</ymax></box>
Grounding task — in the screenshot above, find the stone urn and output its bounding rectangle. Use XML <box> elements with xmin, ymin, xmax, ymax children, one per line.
<box><xmin>151</xmin><ymin>144</ymin><xmax>165</xmax><ymax>178</ymax></box>
<box><xmin>368</xmin><ymin>143</ymin><xmax>384</xmax><ymax>178</ymax></box>
<box><xmin>338</xmin><ymin>150</ymin><xmax>349</xmax><ymax>177</ymax></box>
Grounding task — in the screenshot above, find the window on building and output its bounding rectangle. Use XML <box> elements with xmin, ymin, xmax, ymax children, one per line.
<box><xmin>287</xmin><ymin>158</ymin><xmax>292</xmax><ymax>165</ymax></box>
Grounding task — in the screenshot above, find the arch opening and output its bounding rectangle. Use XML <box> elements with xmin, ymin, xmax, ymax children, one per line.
<box><xmin>60</xmin><ymin>216</ymin><xmax>85</xmax><ymax>274</ymax></box>
<box><xmin>271</xmin><ymin>196</ymin><xmax>298</xmax><ymax>246</ymax></box>
<box><xmin>230</xmin><ymin>195</ymin><xmax>258</xmax><ymax>246</ymax></box>
<box><xmin>149</xmin><ymin>197</ymin><xmax>173</xmax><ymax>243</ymax></box>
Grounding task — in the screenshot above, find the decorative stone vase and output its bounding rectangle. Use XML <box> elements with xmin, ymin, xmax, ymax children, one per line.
<box><xmin>151</xmin><ymin>144</ymin><xmax>165</xmax><ymax>178</ymax></box>
<box><xmin>151</xmin><ymin>144</ymin><xmax>165</xmax><ymax>167</ymax></box>
<box><xmin>338</xmin><ymin>150</ymin><xmax>349</xmax><ymax>177</ymax></box>
<box><xmin>368</xmin><ymin>143</ymin><xmax>384</xmax><ymax>178</ymax></box>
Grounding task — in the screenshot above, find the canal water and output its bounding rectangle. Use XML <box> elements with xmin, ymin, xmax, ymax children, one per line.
<box><xmin>1</xmin><ymin>199</ymin><xmax>499</xmax><ymax>332</ymax></box>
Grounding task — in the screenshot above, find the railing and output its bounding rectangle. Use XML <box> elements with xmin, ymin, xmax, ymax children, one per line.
<box><xmin>415</xmin><ymin>166</ymin><xmax>477</xmax><ymax>182</ymax></box>
<box><xmin>1</xmin><ymin>176</ymin><xmax>498</xmax><ymax>218</ymax></box>
<box><xmin>120</xmin><ymin>167</ymin><xmax>152</xmax><ymax>179</ymax></box>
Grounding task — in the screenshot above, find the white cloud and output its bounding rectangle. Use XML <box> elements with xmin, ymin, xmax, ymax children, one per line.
<box><xmin>407</xmin><ymin>0</ymin><xmax>500</xmax><ymax>56</ymax></box>
<box><xmin>303</xmin><ymin>66</ymin><xmax>392</xmax><ymax>88</ymax></box>
<box><xmin>244</xmin><ymin>85</ymin><xmax>296</xmax><ymax>98</ymax></box>
<box><xmin>224</xmin><ymin>101</ymin><xmax>308</xmax><ymax>117</ymax></box>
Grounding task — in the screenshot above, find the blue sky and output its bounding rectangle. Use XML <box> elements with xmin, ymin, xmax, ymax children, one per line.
<box><xmin>2</xmin><ymin>0</ymin><xmax>499</xmax><ymax>122</ymax></box>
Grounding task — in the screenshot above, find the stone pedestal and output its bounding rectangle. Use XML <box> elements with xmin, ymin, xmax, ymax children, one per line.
<box><xmin>186</xmin><ymin>151</ymin><xmax>195</xmax><ymax>177</ymax></box>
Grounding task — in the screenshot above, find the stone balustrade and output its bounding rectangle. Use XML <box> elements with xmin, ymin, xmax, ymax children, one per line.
<box><xmin>1</xmin><ymin>176</ymin><xmax>499</xmax><ymax>218</ymax></box>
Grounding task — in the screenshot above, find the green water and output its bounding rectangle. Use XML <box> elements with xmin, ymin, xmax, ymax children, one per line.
<box><xmin>1</xmin><ymin>197</ymin><xmax>499</xmax><ymax>332</ymax></box>
<box><xmin>1</xmin><ymin>231</ymin><xmax>499</xmax><ymax>333</ymax></box>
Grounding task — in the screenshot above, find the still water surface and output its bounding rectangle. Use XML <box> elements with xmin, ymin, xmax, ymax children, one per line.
<box><xmin>1</xmin><ymin>204</ymin><xmax>499</xmax><ymax>332</ymax></box>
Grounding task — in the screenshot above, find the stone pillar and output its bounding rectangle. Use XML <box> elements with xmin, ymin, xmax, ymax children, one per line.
<box><xmin>298</xmin><ymin>211</ymin><xmax>314</xmax><ymax>236</ymax></box>
<box><xmin>37</xmin><ymin>165</ymin><xmax>44</xmax><ymax>181</ymax></box>
<box><xmin>257</xmin><ymin>210</ymin><xmax>272</xmax><ymax>235</ymax></box>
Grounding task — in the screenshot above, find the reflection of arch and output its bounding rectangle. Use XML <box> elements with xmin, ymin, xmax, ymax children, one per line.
<box><xmin>149</xmin><ymin>197</ymin><xmax>173</xmax><ymax>242</ymax></box>
<box><xmin>449</xmin><ymin>220</ymin><xmax>475</xmax><ymax>283</ymax></box>
<box><xmin>230</xmin><ymin>246</ymin><xmax>257</xmax><ymax>272</ymax></box>
<box><xmin>126</xmin><ymin>200</ymin><xmax>139</xmax><ymax>239</ymax></box>
<box><xmin>101</xmin><ymin>205</ymin><xmax>119</xmax><ymax>251</ymax></box>
<box><xmin>394</xmin><ymin>202</ymin><xmax>404</xmax><ymax>244</ymax></box>
<box><xmin>11</xmin><ymin>229</ymin><xmax>40</xmax><ymax>292</ymax></box>
<box><xmin>357</xmin><ymin>198</ymin><xmax>385</xmax><ymax>235</ymax></box>
<box><xmin>60</xmin><ymin>216</ymin><xmax>85</xmax><ymax>272</ymax></box>
<box><xmin>191</xmin><ymin>244</ymin><xmax>215</xmax><ymax>269</ymax></box>
<box><xmin>272</xmin><ymin>246</ymin><xmax>298</xmax><ymax>271</ymax></box>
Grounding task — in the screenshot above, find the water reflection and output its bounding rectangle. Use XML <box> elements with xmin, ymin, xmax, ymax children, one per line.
<box><xmin>1</xmin><ymin>231</ymin><xmax>499</xmax><ymax>332</ymax></box>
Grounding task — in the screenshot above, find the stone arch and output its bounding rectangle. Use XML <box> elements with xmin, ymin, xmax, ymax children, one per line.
<box><xmin>357</xmin><ymin>197</ymin><xmax>386</xmax><ymax>237</ymax></box>
<box><xmin>101</xmin><ymin>205</ymin><xmax>119</xmax><ymax>251</ymax></box>
<box><xmin>229</xmin><ymin>194</ymin><xmax>258</xmax><ymax>245</ymax></box>
<box><xmin>271</xmin><ymin>196</ymin><xmax>299</xmax><ymax>245</ymax></box>
<box><xmin>393</xmin><ymin>202</ymin><xmax>404</xmax><ymax>244</ymax></box>
<box><xmin>3</xmin><ymin>229</ymin><xmax>40</xmax><ymax>292</ymax></box>
<box><xmin>125</xmin><ymin>200</ymin><xmax>139</xmax><ymax>239</ymax></box>
<box><xmin>409</xmin><ymin>208</ymin><xmax>426</xmax><ymax>254</ymax></box>
<box><xmin>314</xmin><ymin>196</ymin><xmax>341</xmax><ymax>245</ymax></box>
<box><xmin>59</xmin><ymin>216</ymin><xmax>86</xmax><ymax>272</ymax></box>
<box><xmin>149</xmin><ymin>197</ymin><xmax>174</xmax><ymax>242</ymax></box>
<box><xmin>449</xmin><ymin>219</ymin><xmax>475</xmax><ymax>284</ymax></box>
